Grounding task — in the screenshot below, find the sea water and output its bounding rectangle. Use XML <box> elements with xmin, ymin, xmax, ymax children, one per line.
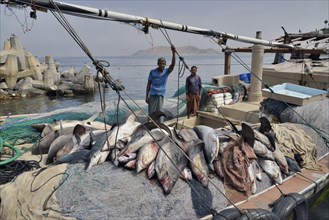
<box><xmin>0</xmin><ymin>53</ymin><xmax>265</xmax><ymax>115</ymax></box>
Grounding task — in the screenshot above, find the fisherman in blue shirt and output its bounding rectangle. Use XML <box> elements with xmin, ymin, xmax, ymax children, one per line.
<box><xmin>145</xmin><ymin>46</ymin><xmax>176</xmax><ymax>122</ymax></box>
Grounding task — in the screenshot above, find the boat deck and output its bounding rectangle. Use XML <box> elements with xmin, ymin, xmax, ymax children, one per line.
<box><xmin>173</xmin><ymin>100</ymin><xmax>329</xmax><ymax>219</ymax></box>
<box><xmin>200</xmin><ymin>153</ymin><xmax>329</xmax><ymax>219</ymax></box>
<box><xmin>237</xmin><ymin>153</ymin><xmax>329</xmax><ymax>209</ymax></box>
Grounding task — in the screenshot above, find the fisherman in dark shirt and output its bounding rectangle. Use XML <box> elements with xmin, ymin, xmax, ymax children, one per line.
<box><xmin>186</xmin><ymin>66</ymin><xmax>202</xmax><ymax>118</ymax></box>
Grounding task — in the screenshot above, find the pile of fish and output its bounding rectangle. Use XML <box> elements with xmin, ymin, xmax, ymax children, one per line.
<box><xmin>31</xmin><ymin>111</ymin><xmax>304</xmax><ymax>195</ymax></box>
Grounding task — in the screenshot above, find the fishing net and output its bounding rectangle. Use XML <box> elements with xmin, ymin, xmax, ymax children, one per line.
<box><xmin>0</xmin><ymin>97</ymin><xmax>187</xmax><ymax>146</ymax></box>
<box><xmin>0</xmin><ymin>112</ymin><xmax>90</xmax><ymax>146</ymax></box>
<box><xmin>279</xmin><ymin>98</ymin><xmax>329</xmax><ymax>149</ymax></box>
<box><xmin>0</xmin><ymin>83</ymin><xmax>246</xmax><ymax>146</ymax></box>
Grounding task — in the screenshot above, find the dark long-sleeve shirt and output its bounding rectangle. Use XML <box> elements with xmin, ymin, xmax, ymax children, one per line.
<box><xmin>186</xmin><ymin>74</ymin><xmax>201</xmax><ymax>95</ymax></box>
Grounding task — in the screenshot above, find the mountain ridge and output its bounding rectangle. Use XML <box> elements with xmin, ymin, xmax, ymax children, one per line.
<box><xmin>132</xmin><ymin>46</ymin><xmax>220</xmax><ymax>56</ymax></box>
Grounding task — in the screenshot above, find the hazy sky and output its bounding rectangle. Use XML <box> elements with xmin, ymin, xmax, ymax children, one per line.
<box><xmin>0</xmin><ymin>0</ymin><xmax>328</xmax><ymax>57</ymax></box>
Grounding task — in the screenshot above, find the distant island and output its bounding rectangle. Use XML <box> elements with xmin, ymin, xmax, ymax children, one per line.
<box><xmin>132</xmin><ymin>46</ymin><xmax>220</xmax><ymax>56</ymax></box>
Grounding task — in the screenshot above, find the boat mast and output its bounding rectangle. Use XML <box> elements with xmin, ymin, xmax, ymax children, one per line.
<box><xmin>1</xmin><ymin>0</ymin><xmax>294</xmax><ymax>49</ymax></box>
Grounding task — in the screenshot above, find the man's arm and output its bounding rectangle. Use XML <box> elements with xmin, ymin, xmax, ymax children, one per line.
<box><xmin>185</xmin><ymin>77</ymin><xmax>189</xmax><ymax>95</ymax></box>
<box><xmin>185</xmin><ymin>77</ymin><xmax>190</xmax><ymax>100</ymax></box>
<box><xmin>168</xmin><ymin>46</ymin><xmax>176</xmax><ymax>73</ymax></box>
<box><xmin>145</xmin><ymin>80</ymin><xmax>151</xmax><ymax>103</ymax></box>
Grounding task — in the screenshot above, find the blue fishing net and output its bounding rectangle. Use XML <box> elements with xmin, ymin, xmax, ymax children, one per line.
<box><xmin>0</xmin><ymin>98</ymin><xmax>186</xmax><ymax>146</ymax></box>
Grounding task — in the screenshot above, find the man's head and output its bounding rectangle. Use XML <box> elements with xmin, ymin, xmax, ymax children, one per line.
<box><xmin>157</xmin><ymin>57</ymin><xmax>167</xmax><ymax>71</ymax></box>
<box><xmin>191</xmin><ymin>66</ymin><xmax>197</xmax><ymax>75</ymax></box>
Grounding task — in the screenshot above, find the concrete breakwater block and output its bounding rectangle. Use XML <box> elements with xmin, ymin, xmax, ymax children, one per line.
<box><xmin>1</xmin><ymin>35</ymin><xmax>97</xmax><ymax>98</ymax></box>
<box><xmin>26</xmin><ymin>55</ymin><xmax>43</xmax><ymax>81</ymax></box>
<box><xmin>10</xmin><ymin>35</ymin><xmax>26</xmax><ymax>71</ymax></box>
<box><xmin>1</xmin><ymin>54</ymin><xmax>19</xmax><ymax>90</ymax></box>
<box><xmin>0</xmin><ymin>82</ymin><xmax>8</xmax><ymax>89</ymax></box>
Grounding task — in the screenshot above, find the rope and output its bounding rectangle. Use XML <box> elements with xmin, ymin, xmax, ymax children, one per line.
<box><xmin>0</xmin><ymin>159</ymin><xmax>41</xmax><ymax>185</ymax></box>
<box><xmin>4</xmin><ymin>4</ymin><xmax>35</xmax><ymax>33</ymax></box>
<box><xmin>0</xmin><ymin>137</ymin><xmax>21</xmax><ymax>165</ymax></box>
<box><xmin>158</xmin><ymin>21</ymin><xmax>190</xmax><ymax>125</ymax></box>
<box><xmin>30</xmin><ymin>167</ymin><xmax>69</xmax><ymax>211</ymax></box>
<box><xmin>0</xmin><ymin>136</ymin><xmax>43</xmax><ymax>185</ymax></box>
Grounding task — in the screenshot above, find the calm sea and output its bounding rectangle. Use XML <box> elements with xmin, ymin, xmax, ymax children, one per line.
<box><xmin>1</xmin><ymin>53</ymin><xmax>268</xmax><ymax>115</ymax></box>
<box><xmin>1</xmin><ymin>53</ymin><xmax>328</xmax><ymax>218</ymax></box>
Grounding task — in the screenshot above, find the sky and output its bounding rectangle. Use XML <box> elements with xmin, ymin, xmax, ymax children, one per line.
<box><xmin>0</xmin><ymin>0</ymin><xmax>328</xmax><ymax>57</ymax></box>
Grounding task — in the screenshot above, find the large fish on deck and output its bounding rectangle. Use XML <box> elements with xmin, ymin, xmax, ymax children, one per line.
<box><xmin>32</xmin><ymin>113</ymin><xmax>110</xmax><ymax>154</ymax></box>
<box><xmin>272</xmin><ymin>142</ymin><xmax>289</xmax><ymax>175</ymax></box>
<box><xmin>55</xmin><ymin>124</ymin><xmax>88</xmax><ymax>160</ymax></box>
<box><xmin>155</xmin><ymin>137</ymin><xmax>188</xmax><ymax>194</ymax></box>
<box><xmin>253</xmin><ymin>140</ymin><xmax>275</xmax><ymax>161</ymax></box>
<box><xmin>39</xmin><ymin>112</ymin><xmax>109</xmax><ymax>137</ymax></box>
<box><xmin>53</xmin><ymin>149</ymin><xmax>90</xmax><ymax>165</ymax></box>
<box><xmin>85</xmin><ymin>130</ymin><xmax>112</xmax><ymax>170</ymax></box>
<box><xmin>119</xmin><ymin>122</ymin><xmax>170</xmax><ymax>157</ymax></box>
<box><xmin>46</xmin><ymin>133</ymin><xmax>72</xmax><ymax>165</ymax></box>
<box><xmin>171</xmin><ymin>127</ymin><xmax>201</xmax><ymax>153</ymax></box>
<box><xmin>253</xmin><ymin>129</ymin><xmax>276</xmax><ymax>152</ymax></box>
<box><xmin>45</xmin><ymin>124</ymin><xmax>87</xmax><ymax>164</ymax></box>
<box><xmin>86</xmin><ymin>112</ymin><xmax>142</xmax><ymax>169</ymax></box>
<box><xmin>134</xmin><ymin>123</ymin><xmax>171</xmax><ymax>172</ymax></box>
<box><xmin>32</xmin><ymin>128</ymin><xmax>62</xmax><ymax>155</ymax></box>
<box><xmin>193</xmin><ymin>125</ymin><xmax>219</xmax><ymax>164</ymax></box>
<box><xmin>187</xmin><ymin>140</ymin><xmax>209</xmax><ymax>187</ymax></box>
<box><xmin>136</xmin><ymin>141</ymin><xmax>160</xmax><ymax>173</ymax></box>
<box><xmin>258</xmin><ymin>158</ymin><xmax>283</xmax><ymax>184</ymax></box>
<box><xmin>103</xmin><ymin>112</ymin><xmax>141</xmax><ymax>151</ymax></box>
<box><xmin>177</xmin><ymin>128</ymin><xmax>199</xmax><ymax>141</ymax></box>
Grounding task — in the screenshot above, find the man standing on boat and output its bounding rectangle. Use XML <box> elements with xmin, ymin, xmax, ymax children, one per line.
<box><xmin>186</xmin><ymin>66</ymin><xmax>202</xmax><ymax>118</ymax></box>
<box><xmin>145</xmin><ymin>46</ymin><xmax>176</xmax><ymax>122</ymax></box>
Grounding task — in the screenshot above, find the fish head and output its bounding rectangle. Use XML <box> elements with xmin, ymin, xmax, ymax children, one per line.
<box><xmin>147</xmin><ymin>161</ymin><xmax>156</xmax><ymax>179</ymax></box>
<box><xmin>85</xmin><ymin>150</ymin><xmax>107</xmax><ymax>170</ymax></box>
<box><xmin>115</xmin><ymin>139</ymin><xmax>127</xmax><ymax>150</ymax></box>
<box><xmin>78</xmin><ymin>131</ymin><xmax>94</xmax><ymax>149</ymax></box>
<box><xmin>273</xmin><ymin>172</ymin><xmax>283</xmax><ymax>184</ymax></box>
<box><xmin>200</xmin><ymin>176</ymin><xmax>209</xmax><ymax>187</ymax></box>
<box><xmin>34</xmin><ymin>130</ymin><xmax>60</xmax><ymax>154</ymax></box>
<box><xmin>124</xmin><ymin>159</ymin><xmax>137</xmax><ymax>170</ymax></box>
<box><xmin>285</xmin><ymin>156</ymin><xmax>301</xmax><ymax>173</ymax></box>
<box><xmin>73</xmin><ymin>124</ymin><xmax>86</xmax><ymax>136</ymax></box>
<box><xmin>180</xmin><ymin>168</ymin><xmax>193</xmax><ymax>181</ymax></box>
<box><xmin>31</xmin><ymin>123</ymin><xmax>47</xmax><ymax>132</ymax></box>
<box><xmin>41</xmin><ymin>124</ymin><xmax>53</xmax><ymax>137</ymax></box>
<box><xmin>160</xmin><ymin>172</ymin><xmax>176</xmax><ymax>195</ymax></box>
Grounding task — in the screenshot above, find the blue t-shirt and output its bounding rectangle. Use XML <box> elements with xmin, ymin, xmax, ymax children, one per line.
<box><xmin>148</xmin><ymin>68</ymin><xmax>170</xmax><ymax>96</ymax></box>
